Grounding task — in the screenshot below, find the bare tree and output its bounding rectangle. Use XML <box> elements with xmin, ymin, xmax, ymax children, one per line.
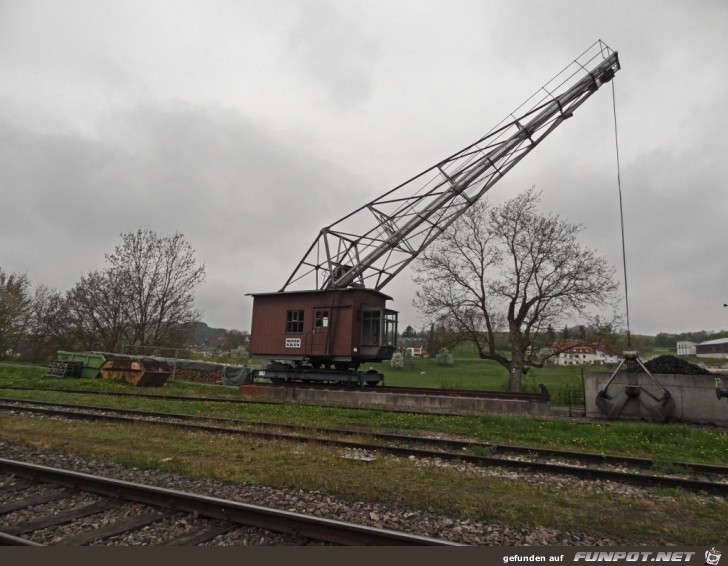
<box><xmin>66</xmin><ymin>269</ymin><xmax>128</xmax><ymax>352</ymax></box>
<box><xmin>0</xmin><ymin>269</ymin><xmax>33</xmax><ymax>359</ymax></box>
<box><xmin>106</xmin><ymin>229</ymin><xmax>206</xmax><ymax>348</ymax></box>
<box><xmin>413</xmin><ymin>188</ymin><xmax>619</xmax><ymax>391</ymax></box>
<box><xmin>0</xmin><ymin>269</ymin><xmax>74</xmax><ymax>362</ymax></box>
<box><xmin>22</xmin><ymin>285</ymin><xmax>72</xmax><ymax>362</ymax></box>
<box><xmin>64</xmin><ymin>229</ymin><xmax>206</xmax><ymax>352</ymax></box>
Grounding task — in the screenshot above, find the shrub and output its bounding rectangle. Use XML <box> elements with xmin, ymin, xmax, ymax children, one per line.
<box><xmin>436</xmin><ymin>347</ymin><xmax>454</xmax><ymax>366</ymax></box>
<box><xmin>390</xmin><ymin>352</ymin><xmax>404</xmax><ymax>369</ymax></box>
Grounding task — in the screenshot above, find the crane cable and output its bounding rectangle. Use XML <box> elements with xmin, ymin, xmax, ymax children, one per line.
<box><xmin>611</xmin><ymin>80</ymin><xmax>631</xmax><ymax>348</ymax></box>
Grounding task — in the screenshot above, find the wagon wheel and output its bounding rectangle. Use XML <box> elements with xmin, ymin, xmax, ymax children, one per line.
<box><xmin>365</xmin><ymin>369</ymin><xmax>381</xmax><ymax>387</ymax></box>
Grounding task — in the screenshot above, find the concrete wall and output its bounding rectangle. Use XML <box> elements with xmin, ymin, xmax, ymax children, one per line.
<box><xmin>240</xmin><ymin>385</ymin><xmax>551</xmax><ymax>417</ymax></box>
<box><xmin>584</xmin><ymin>372</ymin><xmax>728</xmax><ymax>424</ymax></box>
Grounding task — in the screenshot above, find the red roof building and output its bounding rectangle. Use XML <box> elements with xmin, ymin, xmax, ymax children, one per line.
<box><xmin>552</xmin><ymin>340</ymin><xmax>619</xmax><ymax>366</ymax></box>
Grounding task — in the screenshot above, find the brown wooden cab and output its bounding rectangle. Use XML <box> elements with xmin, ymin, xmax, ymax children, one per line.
<box><xmin>249</xmin><ymin>289</ymin><xmax>398</xmax><ymax>370</ymax></box>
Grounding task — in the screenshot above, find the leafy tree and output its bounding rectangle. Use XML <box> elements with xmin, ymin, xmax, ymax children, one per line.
<box><xmin>653</xmin><ymin>330</ymin><xmax>728</xmax><ymax>349</ymax></box>
<box><xmin>401</xmin><ymin>325</ymin><xmax>417</xmax><ymax>338</ymax></box>
<box><xmin>425</xmin><ymin>323</ymin><xmax>438</xmax><ymax>357</ymax></box>
<box><xmin>413</xmin><ymin>187</ymin><xmax>618</xmax><ymax>391</ymax></box>
<box><xmin>546</xmin><ymin>324</ymin><xmax>556</xmax><ymax>344</ymax></box>
<box><xmin>655</xmin><ymin>332</ymin><xmax>677</xmax><ymax>348</ymax></box>
<box><xmin>584</xmin><ymin>316</ymin><xmax>623</xmax><ymax>352</ymax></box>
<box><xmin>423</xmin><ymin>321</ymin><xmax>462</xmax><ymax>357</ymax></box>
<box><xmin>220</xmin><ymin>329</ymin><xmax>250</xmax><ymax>351</ymax></box>
<box><xmin>626</xmin><ymin>333</ymin><xmax>655</xmax><ymax>353</ymax></box>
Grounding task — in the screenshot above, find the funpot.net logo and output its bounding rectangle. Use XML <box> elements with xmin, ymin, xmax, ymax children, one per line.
<box><xmin>572</xmin><ymin>551</ymin><xmax>696</xmax><ymax>563</ymax></box>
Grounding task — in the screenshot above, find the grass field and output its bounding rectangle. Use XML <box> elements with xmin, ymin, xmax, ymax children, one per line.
<box><xmin>2</xmin><ymin>416</ymin><xmax>726</xmax><ymax>544</ymax></box>
<box><xmin>1</xmin><ymin>362</ymin><xmax>727</xmax><ymax>544</ymax></box>
<box><xmin>364</xmin><ymin>356</ymin><xmax>599</xmax><ymax>406</ymax></box>
<box><xmin>1</xmin><ymin>363</ymin><xmax>726</xmax><ymax>464</ymax></box>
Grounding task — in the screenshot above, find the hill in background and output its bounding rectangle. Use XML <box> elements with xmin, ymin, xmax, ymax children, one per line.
<box><xmin>183</xmin><ymin>322</ymin><xmax>230</xmax><ymax>346</ymax></box>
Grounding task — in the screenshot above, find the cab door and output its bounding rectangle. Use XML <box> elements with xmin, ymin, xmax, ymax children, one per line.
<box><xmin>310</xmin><ymin>308</ymin><xmax>331</xmax><ymax>356</ymax></box>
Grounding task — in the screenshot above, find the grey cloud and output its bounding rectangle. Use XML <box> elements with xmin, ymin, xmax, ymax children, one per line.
<box><xmin>287</xmin><ymin>0</ymin><xmax>379</xmax><ymax>108</ymax></box>
<box><xmin>2</xmin><ymin>1</ymin><xmax>727</xmax><ymax>335</ymax></box>
<box><xmin>0</xmin><ymin>101</ymin><xmax>373</xmax><ymax>329</ymax></box>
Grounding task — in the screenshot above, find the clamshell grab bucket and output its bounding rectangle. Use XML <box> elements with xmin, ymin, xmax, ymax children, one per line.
<box><xmin>595</xmin><ymin>351</ymin><xmax>676</xmax><ymax>422</ymax></box>
<box><xmin>717</xmin><ymin>378</ymin><xmax>728</xmax><ymax>401</ymax></box>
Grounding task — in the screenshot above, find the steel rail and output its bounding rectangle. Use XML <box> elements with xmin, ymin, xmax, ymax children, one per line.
<box><xmin>0</xmin><ymin>458</ymin><xmax>459</xmax><ymax>546</ymax></box>
<box><xmin>0</xmin><ymin>532</ymin><xmax>44</xmax><ymax>546</ymax></box>
<box><xmin>2</xmin><ymin>399</ymin><xmax>727</xmax><ymax>495</ymax></box>
<box><xmin>4</xmin><ymin>397</ymin><xmax>727</xmax><ymax>475</ymax></box>
<box><xmin>3</xmin><ymin>396</ymin><xmax>727</xmax><ymax>476</ymax></box>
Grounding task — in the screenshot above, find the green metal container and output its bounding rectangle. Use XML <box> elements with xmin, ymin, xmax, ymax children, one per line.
<box><xmin>56</xmin><ymin>351</ymin><xmax>107</xmax><ymax>378</ymax></box>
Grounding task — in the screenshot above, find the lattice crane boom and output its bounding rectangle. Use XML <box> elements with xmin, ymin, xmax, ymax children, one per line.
<box><xmin>281</xmin><ymin>40</ymin><xmax>620</xmax><ymax>293</ymax></box>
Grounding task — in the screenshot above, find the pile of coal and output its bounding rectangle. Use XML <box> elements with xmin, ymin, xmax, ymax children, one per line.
<box><xmin>643</xmin><ymin>355</ymin><xmax>712</xmax><ymax>375</ymax></box>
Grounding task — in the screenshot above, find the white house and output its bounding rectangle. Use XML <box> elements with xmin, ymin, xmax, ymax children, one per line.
<box><xmin>676</xmin><ymin>341</ymin><xmax>697</xmax><ymax>356</ymax></box>
<box><xmin>553</xmin><ymin>341</ymin><xmax>620</xmax><ymax>366</ymax></box>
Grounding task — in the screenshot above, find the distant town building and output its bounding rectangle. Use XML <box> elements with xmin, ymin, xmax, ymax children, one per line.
<box><xmin>695</xmin><ymin>338</ymin><xmax>728</xmax><ymax>359</ymax></box>
<box><xmin>552</xmin><ymin>340</ymin><xmax>620</xmax><ymax>366</ymax></box>
<box><xmin>398</xmin><ymin>338</ymin><xmax>427</xmax><ymax>357</ymax></box>
<box><xmin>676</xmin><ymin>341</ymin><xmax>697</xmax><ymax>356</ymax></box>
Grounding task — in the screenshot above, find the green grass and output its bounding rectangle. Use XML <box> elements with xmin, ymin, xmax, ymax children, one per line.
<box><xmin>3</xmin><ymin>357</ymin><xmax>594</xmax><ymax>405</ymax></box>
<box><xmin>375</xmin><ymin>358</ymin><xmax>508</xmax><ymax>388</ymax></box>
<box><xmin>0</xmin><ymin>415</ymin><xmax>725</xmax><ymax>545</ymax></box>
<box><xmin>0</xmin><ymin>363</ymin><xmax>241</xmax><ymax>398</ymax></box>
<box><xmin>1</xmin><ymin>362</ymin><xmax>727</xmax><ymax>545</ymax></box>
<box><xmin>1</xmin><ymin>365</ymin><xmax>726</xmax><ymax>465</ymax></box>
<box><xmin>370</xmin><ymin>357</ymin><xmax>595</xmax><ymax>405</ymax></box>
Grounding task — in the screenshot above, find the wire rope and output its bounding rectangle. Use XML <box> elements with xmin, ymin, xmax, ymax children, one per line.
<box><xmin>611</xmin><ymin>80</ymin><xmax>631</xmax><ymax>348</ymax></box>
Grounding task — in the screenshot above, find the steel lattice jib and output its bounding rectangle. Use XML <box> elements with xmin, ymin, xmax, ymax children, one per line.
<box><xmin>280</xmin><ymin>40</ymin><xmax>619</xmax><ymax>293</ymax></box>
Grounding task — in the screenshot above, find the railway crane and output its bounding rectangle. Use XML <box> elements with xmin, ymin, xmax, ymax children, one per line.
<box><xmin>249</xmin><ymin>40</ymin><xmax>620</xmax><ymax>385</ymax></box>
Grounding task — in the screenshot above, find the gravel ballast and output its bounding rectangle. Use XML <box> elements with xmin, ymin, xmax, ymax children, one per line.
<box><xmin>0</xmin><ymin>439</ymin><xmax>690</xmax><ymax>546</ymax></box>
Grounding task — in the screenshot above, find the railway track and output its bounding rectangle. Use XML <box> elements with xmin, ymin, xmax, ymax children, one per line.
<box><xmin>2</xmin><ymin>397</ymin><xmax>727</xmax><ymax>495</ymax></box>
<box><xmin>0</xmin><ymin>458</ymin><xmax>458</xmax><ymax>546</ymax></box>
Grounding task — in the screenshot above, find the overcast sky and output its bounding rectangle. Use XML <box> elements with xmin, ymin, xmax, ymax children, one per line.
<box><xmin>1</xmin><ymin>0</ymin><xmax>727</xmax><ymax>336</ymax></box>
